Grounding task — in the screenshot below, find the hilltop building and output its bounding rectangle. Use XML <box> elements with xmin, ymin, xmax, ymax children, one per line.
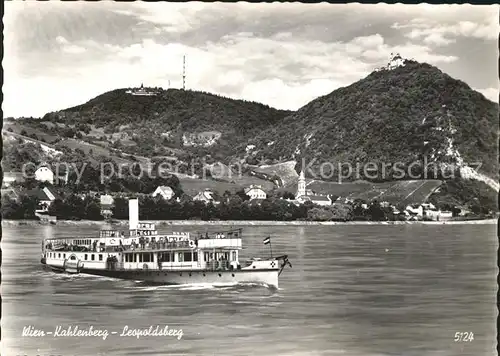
<box><xmin>126</xmin><ymin>83</ymin><xmax>157</xmax><ymax>96</ymax></box>
<box><xmin>295</xmin><ymin>171</ymin><xmax>332</xmax><ymax>206</ymax></box>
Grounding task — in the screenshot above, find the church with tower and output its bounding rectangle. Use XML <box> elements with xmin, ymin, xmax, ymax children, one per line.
<box><xmin>295</xmin><ymin>171</ymin><xmax>332</xmax><ymax>206</ymax></box>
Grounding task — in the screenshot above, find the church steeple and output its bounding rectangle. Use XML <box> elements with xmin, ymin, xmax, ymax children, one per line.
<box><xmin>297</xmin><ymin>170</ymin><xmax>306</xmax><ymax>197</ymax></box>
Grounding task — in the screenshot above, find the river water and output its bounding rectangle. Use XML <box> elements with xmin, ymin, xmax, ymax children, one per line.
<box><xmin>1</xmin><ymin>223</ymin><xmax>497</xmax><ymax>356</ymax></box>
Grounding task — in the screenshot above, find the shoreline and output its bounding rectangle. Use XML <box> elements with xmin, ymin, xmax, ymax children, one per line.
<box><xmin>2</xmin><ymin>219</ymin><xmax>497</xmax><ymax>227</ymax></box>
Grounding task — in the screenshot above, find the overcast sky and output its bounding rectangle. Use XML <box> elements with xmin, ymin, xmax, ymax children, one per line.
<box><xmin>3</xmin><ymin>2</ymin><xmax>499</xmax><ymax>118</ymax></box>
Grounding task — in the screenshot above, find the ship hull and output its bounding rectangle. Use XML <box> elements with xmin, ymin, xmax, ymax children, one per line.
<box><xmin>78</xmin><ymin>268</ymin><xmax>279</xmax><ymax>288</ymax></box>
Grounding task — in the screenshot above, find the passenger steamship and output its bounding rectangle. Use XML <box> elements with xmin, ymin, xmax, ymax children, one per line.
<box><xmin>41</xmin><ymin>199</ymin><xmax>291</xmax><ymax>288</ymax></box>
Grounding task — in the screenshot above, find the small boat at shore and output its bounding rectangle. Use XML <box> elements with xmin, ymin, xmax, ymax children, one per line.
<box><xmin>40</xmin><ymin>199</ymin><xmax>291</xmax><ymax>288</ymax></box>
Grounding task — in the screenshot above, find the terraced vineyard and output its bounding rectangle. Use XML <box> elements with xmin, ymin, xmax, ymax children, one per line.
<box><xmin>280</xmin><ymin>179</ymin><xmax>442</xmax><ymax>206</ymax></box>
<box><xmin>354</xmin><ymin>180</ymin><xmax>442</xmax><ymax>206</ymax></box>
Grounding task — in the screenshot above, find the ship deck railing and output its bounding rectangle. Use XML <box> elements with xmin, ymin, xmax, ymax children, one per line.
<box><xmin>43</xmin><ymin>229</ymin><xmax>243</xmax><ymax>244</ymax></box>
<box><xmin>44</xmin><ymin>240</ymin><xmax>239</xmax><ymax>253</ymax></box>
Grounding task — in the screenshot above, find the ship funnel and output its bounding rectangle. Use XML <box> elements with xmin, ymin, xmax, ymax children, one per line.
<box><xmin>129</xmin><ymin>198</ymin><xmax>139</xmax><ymax>230</ymax></box>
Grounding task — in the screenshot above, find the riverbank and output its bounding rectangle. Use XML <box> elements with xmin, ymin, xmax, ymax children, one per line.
<box><xmin>2</xmin><ymin>218</ymin><xmax>497</xmax><ymax>227</ymax></box>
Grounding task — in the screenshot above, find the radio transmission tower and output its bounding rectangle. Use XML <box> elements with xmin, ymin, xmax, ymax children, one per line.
<box><xmin>182</xmin><ymin>55</ymin><xmax>186</xmax><ymax>90</ymax></box>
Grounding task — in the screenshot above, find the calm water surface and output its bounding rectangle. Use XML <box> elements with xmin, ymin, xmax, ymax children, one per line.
<box><xmin>2</xmin><ymin>223</ymin><xmax>497</xmax><ymax>356</ymax></box>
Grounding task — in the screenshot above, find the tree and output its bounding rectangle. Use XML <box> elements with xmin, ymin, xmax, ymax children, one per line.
<box><xmin>307</xmin><ymin>207</ymin><xmax>334</xmax><ymax>221</ymax></box>
<box><xmin>84</xmin><ymin>197</ymin><xmax>102</xmax><ymax>220</ymax></box>
<box><xmin>351</xmin><ymin>199</ymin><xmax>368</xmax><ymax>218</ymax></box>
<box><xmin>329</xmin><ymin>204</ymin><xmax>352</xmax><ymax>221</ymax></box>
<box><xmin>112</xmin><ymin>196</ymin><xmax>128</xmax><ymax>219</ymax></box>
<box><xmin>368</xmin><ymin>201</ymin><xmax>387</xmax><ymax>221</ymax></box>
<box><xmin>235</xmin><ymin>188</ymin><xmax>250</xmax><ymax>201</ymax></box>
<box><xmin>18</xmin><ymin>194</ymin><xmax>39</xmax><ymax>219</ymax></box>
<box><xmin>63</xmin><ymin>128</ymin><xmax>76</xmax><ymax>138</ymax></box>
<box><xmin>222</xmin><ymin>190</ymin><xmax>232</xmax><ymax>203</ymax></box>
<box><xmin>47</xmin><ymin>199</ymin><xmax>65</xmax><ymax>218</ymax></box>
<box><xmin>1</xmin><ymin>196</ymin><xmax>21</xmax><ymax>219</ymax></box>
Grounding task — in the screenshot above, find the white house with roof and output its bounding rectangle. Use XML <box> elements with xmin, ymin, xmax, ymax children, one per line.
<box><xmin>152</xmin><ymin>186</ymin><xmax>175</xmax><ymax>200</ymax></box>
<box><xmin>35</xmin><ymin>164</ymin><xmax>54</xmax><ymax>184</ymax></box>
<box><xmin>244</xmin><ymin>185</ymin><xmax>267</xmax><ymax>200</ymax></box>
<box><xmin>193</xmin><ymin>188</ymin><xmax>220</xmax><ymax>205</ymax></box>
<box><xmin>295</xmin><ymin>171</ymin><xmax>332</xmax><ymax>206</ymax></box>
<box><xmin>31</xmin><ymin>186</ymin><xmax>59</xmax><ymax>214</ymax></box>
<box><xmin>405</xmin><ymin>204</ymin><xmax>423</xmax><ymax>217</ymax></box>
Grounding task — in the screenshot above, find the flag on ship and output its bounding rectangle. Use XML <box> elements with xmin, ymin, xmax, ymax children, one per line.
<box><xmin>263</xmin><ymin>236</ymin><xmax>271</xmax><ymax>245</ymax></box>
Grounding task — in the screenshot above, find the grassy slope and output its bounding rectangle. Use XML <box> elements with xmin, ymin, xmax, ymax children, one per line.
<box><xmin>3</xmin><ymin>121</ymin><xmax>60</xmax><ymax>144</ymax></box>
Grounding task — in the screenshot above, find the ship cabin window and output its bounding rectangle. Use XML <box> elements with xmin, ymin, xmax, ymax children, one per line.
<box><xmin>84</xmin><ymin>254</ymin><xmax>88</xmax><ymax>260</ymax></box>
<box><xmin>91</xmin><ymin>254</ymin><xmax>95</xmax><ymax>261</ymax></box>
<box><xmin>142</xmin><ymin>253</ymin><xmax>152</xmax><ymax>263</ymax></box>
<box><xmin>63</xmin><ymin>254</ymin><xmax>66</xmax><ymax>259</ymax></box>
<box><xmin>178</xmin><ymin>253</ymin><xmax>184</xmax><ymax>262</ymax></box>
<box><xmin>58</xmin><ymin>253</ymin><xmax>61</xmax><ymax>258</ymax></box>
<box><xmin>159</xmin><ymin>252</ymin><xmax>171</xmax><ymax>262</ymax></box>
<box><xmin>99</xmin><ymin>254</ymin><xmax>103</xmax><ymax>261</ymax></box>
<box><xmin>232</xmin><ymin>251</ymin><xmax>237</xmax><ymax>261</ymax></box>
<box><xmin>70</xmin><ymin>255</ymin><xmax>76</xmax><ymax>260</ymax></box>
<box><xmin>183</xmin><ymin>252</ymin><xmax>192</xmax><ymax>262</ymax></box>
<box><xmin>193</xmin><ymin>252</ymin><xmax>198</xmax><ymax>262</ymax></box>
<box><xmin>133</xmin><ymin>254</ymin><xmax>137</xmax><ymax>263</ymax></box>
<box><xmin>139</xmin><ymin>254</ymin><xmax>143</xmax><ymax>263</ymax></box>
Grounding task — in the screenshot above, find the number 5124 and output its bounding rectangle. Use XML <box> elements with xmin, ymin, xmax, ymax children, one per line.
<box><xmin>454</xmin><ymin>332</ymin><xmax>474</xmax><ymax>342</ymax></box>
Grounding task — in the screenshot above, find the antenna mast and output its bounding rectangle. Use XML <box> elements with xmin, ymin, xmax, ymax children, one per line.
<box><xmin>182</xmin><ymin>55</ymin><xmax>186</xmax><ymax>90</ymax></box>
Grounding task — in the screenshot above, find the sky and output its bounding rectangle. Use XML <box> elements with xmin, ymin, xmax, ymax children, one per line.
<box><xmin>3</xmin><ymin>2</ymin><xmax>499</xmax><ymax>118</ymax></box>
